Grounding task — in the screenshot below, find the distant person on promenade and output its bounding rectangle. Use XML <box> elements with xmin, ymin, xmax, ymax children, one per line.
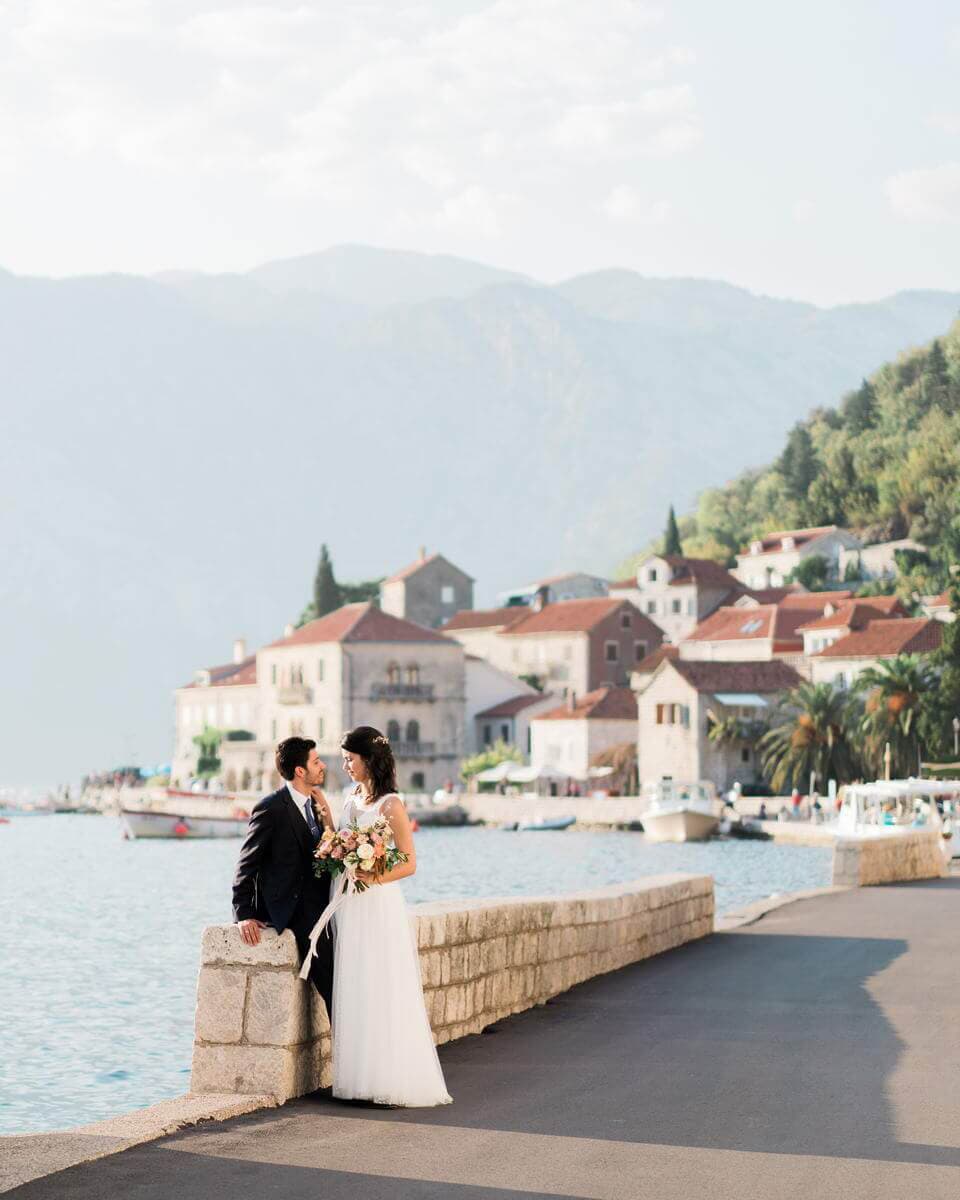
<box><xmin>232</xmin><ymin>738</ymin><xmax>336</xmax><ymax>1020</ymax></box>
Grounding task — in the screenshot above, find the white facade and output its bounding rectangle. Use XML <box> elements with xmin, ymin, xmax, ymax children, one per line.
<box><xmin>614</xmin><ymin>555</ymin><xmax>739</xmax><ymax>644</ymax></box>
<box><xmin>838</xmin><ymin>539</ymin><xmax>926</xmax><ymax>583</ymax></box>
<box><xmin>531</xmin><ymin>715</ymin><xmax>635</xmax><ymax>781</ymax></box>
<box><xmin>464</xmin><ymin>658</ymin><xmax>542</xmax><ymax>755</ymax></box>
<box><xmin>734</xmin><ymin>528</ymin><xmax>861</xmax><ymax>589</ymax></box>
<box><xmin>498</xmin><ymin>572</ymin><xmax>608</xmax><ymax>607</ymax></box>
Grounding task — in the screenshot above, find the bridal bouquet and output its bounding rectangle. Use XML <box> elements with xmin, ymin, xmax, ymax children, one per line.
<box><xmin>313</xmin><ymin>817</ymin><xmax>407</xmax><ymax>892</ymax></box>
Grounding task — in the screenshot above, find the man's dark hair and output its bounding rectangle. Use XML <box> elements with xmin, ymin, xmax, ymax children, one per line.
<box><xmin>275</xmin><ymin>737</ymin><xmax>316</xmax><ymax>781</ymax></box>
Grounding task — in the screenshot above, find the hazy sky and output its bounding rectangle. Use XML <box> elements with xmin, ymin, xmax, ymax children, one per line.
<box><xmin>0</xmin><ymin>0</ymin><xmax>957</xmax><ymax>304</ymax></box>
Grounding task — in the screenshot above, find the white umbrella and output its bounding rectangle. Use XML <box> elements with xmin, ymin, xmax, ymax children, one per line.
<box><xmin>474</xmin><ymin>760</ymin><xmax>523</xmax><ymax>783</ymax></box>
<box><xmin>508</xmin><ymin>764</ymin><xmax>566</xmax><ymax>784</ymax></box>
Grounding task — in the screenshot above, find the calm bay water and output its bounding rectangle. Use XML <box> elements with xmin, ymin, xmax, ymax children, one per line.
<box><xmin>0</xmin><ymin>814</ymin><xmax>831</xmax><ymax>1135</ymax></box>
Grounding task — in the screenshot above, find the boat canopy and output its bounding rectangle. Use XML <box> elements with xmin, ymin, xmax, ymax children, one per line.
<box><xmin>712</xmin><ymin>692</ymin><xmax>769</xmax><ymax>707</ymax></box>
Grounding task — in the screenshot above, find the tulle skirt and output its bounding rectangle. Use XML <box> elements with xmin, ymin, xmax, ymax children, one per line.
<box><xmin>332</xmin><ymin>881</ymin><xmax>452</xmax><ymax>1107</ymax></box>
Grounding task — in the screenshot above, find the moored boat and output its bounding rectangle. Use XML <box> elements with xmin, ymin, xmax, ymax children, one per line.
<box><xmin>515</xmin><ymin>815</ymin><xmax>576</xmax><ymax>832</ymax></box>
<box><xmin>640</xmin><ymin>781</ymin><xmax>721</xmax><ymax>843</ymax></box>
<box><xmin>120</xmin><ymin>808</ymin><xmax>248</xmax><ymax>839</ymax></box>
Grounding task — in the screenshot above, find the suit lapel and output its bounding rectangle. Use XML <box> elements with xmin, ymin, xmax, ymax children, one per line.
<box><xmin>282</xmin><ymin>788</ymin><xmax>314</xmax><ymax>858</ymax></box>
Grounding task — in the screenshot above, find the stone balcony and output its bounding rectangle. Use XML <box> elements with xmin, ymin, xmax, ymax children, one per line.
<box><xmin>370</xmin><ymin>682</ymin><xmax>436</xmax><ymax>701</ymax></box>
<box><xmin>276</xmin><ymin>684</ymin><xmax>312</xmax><ymax>705</ymax></box>
<box><xmin>392</xmin><ymin>740</ymin><xmax>438</xmax><ymax>758</ymax></box>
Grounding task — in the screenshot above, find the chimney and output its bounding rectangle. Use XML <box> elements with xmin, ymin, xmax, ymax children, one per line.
<box><xmin>419</xmin><ymin>545</ymin><xmax>427</xmax><ymax>562</ymax></box>
<box><xmin>283</xmin><ymin>622</ymin><xmax>295</xmax><ymax>639</ymax></box>
<box><xmin>532</xmin><ymin>584</ymin><xmax>550</xmax><ymax>613</ymax></box>
<box><xmin>233</xmin><ymin>637</ymin><xmax>246</xmax><ymax>664</ymax></box>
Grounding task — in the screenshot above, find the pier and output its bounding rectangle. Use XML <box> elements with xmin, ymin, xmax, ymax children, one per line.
<box><xmin>6</xmin><ymin>870</ymin><xmax>959</xmax><ymax>1198</ymax></box>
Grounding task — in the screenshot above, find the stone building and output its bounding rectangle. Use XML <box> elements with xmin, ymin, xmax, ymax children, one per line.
<box><xmin>807</xmin><ymin>617</ymin><xmax>943</xmax><ymax>690</ymax></box>
<box><xmin>380</xmin><ymin>549</ymin><xmax>474</xmax><ymax>629</ymax></box>
<box><xmin>609</xmin><ymin>554</ymin><xmax>743</xmax><ymax>643</ymax></box>
<box><xmin>634</xmin><ymin>658</ymin><xmax>802</xmax><ymax>791</ymax></box>
<box><xmin>530</xmin><ymin>687</ymin><xmax>637</xmax><ymax>782</ymax></box>
<box><xmin>497</xmin><ymin>571</ymin><xmax>609</xmax><ymax>608</ymax></box>
<box><xmin>175</xmin><ymin>604</ymin><xmax>467</xmax><ymax>795</ymax></box>
<box><xmin>442</xmin><ymin>606</ymin><xmax>527</xmax><ymax>664</ymax></box>
<box><xmin>172</xmin><ymin>640</ymin><xmax>259</xmax><ymax>788</ymax></box>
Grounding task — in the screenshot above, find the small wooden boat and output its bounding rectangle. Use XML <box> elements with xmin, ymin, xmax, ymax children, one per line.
<box><xmin>515</xmin><ymin>815</ymin><xmax>576</xmax><ymax>832</ymax></box>
<box><xmin>120</xmin><ymin>808</ymin><xmax>248</xmax><ymax>839</ymax></box>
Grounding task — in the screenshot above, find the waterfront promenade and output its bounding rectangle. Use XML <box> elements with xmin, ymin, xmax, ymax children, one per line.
<box><xmin>8</xmin><ymin>875</ymin><xmax>959</xmax><ymax>1199</ymax></box>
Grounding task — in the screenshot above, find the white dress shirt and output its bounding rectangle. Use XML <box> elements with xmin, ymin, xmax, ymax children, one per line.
<box><xmin>286</xmin><ymin>780</ymin><xmax>317</xmax><ymax>828</ymax></box>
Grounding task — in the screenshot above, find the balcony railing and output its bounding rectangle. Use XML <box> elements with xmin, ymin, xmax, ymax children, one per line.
<box><xmin>392</xmin><ymin>741</ymin><xmax>437</xmax><ymax>758</ymax></box>
<box><xmin>276</xmin><ymin>684</ymin><xmax>312</xmax><ymax>705</ymax></box>
<box><xmin>370</xmin><ymin>682</ymin><xmax>436</xmax><ymax>701</ymax></box>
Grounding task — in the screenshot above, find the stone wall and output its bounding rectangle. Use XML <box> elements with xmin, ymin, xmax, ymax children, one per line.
<box><xmin>191</xmin><ymin>873</ymin><xmax>713</xmax><ymax>1101</ymax></box>
<box><xmin>832</xmin><ymin>828</ymin><xmax>948</xmax><ymax>887</ymax></box>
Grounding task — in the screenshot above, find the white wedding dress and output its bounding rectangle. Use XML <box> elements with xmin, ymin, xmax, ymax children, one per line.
<box><xmin>331</xmin><ymin>792</ymin><xmax>452</xmax><ymax>1107</ymax></box>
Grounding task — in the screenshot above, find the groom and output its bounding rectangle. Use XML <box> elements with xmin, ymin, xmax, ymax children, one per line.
<box><xmin>232</xmin><ymin>737</ymin><xmax>335</xmax><ymax>1019</ymax></box>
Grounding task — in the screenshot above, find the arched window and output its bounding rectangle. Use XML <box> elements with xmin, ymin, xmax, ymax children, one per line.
<box><xmin>406</xmin><ymin>664</ymin><xmax>420</xmax><ymax>686</ymax></box>
<box><xmin>406</xmin><ymin>719</ymin><xmax>420</xmax><ymax>744</ymax></box>
<box><xmin>411</xmin><ymin>772</ymin><xmax>425</xmax><ymax>789</ymax></box>
<box><xmin>387</xmin><ymin>664</ymin><xmax>401</xmax><ymax>686</ymax></box>
<box><xmin>387</xmin><ymin>719</ymin><xmax>401</xmax><ymax>742</ymax></box>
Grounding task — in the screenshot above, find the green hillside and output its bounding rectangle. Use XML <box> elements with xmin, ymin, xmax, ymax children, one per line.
<box><xmin>620</xmin><ymin>318</ymin><xmax>960</xmax><ymax>600</ymax></box>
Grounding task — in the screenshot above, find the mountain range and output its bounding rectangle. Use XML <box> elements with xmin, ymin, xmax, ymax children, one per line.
<box><xmin>2</xmin><ymin>244</ymin><xmax>958</xmax><ymax>783</ymax></box>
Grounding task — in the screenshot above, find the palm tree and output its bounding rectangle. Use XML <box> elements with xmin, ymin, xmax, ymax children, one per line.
<box><xmin>856</xmin><ymin>654</ymin><xmax>937</xmax><ymax>779</ymax></box>
<box><xmin>759</xmin><ymin>682</ymin><xmax>862</xmax><ymax>793</ymax></box>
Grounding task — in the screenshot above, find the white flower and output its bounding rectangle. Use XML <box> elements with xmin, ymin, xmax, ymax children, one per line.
<box><xmin>356</xmin><ymin>842</ymin><xmax>375</xmax><ymax>861</ymax></box>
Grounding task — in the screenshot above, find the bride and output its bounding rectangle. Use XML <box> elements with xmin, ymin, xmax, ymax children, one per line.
<box><xmin>330</xmin><ymin>724</ymin><xmax>451</xmax><ymax>1107</ymax></box>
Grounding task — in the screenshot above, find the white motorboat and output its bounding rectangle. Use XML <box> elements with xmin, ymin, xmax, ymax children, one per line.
<box><xmin>640</xmin><ymin>781</ymin><xmax>722</xmax><ymax>843</ymax></box>
<box><xmin>120</xmin><ymin>808</ymin><xmax>249</xmax><ymax>839</ymax></box>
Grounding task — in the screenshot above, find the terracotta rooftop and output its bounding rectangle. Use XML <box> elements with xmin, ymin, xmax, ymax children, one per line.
<box><xmin>384</xmin><ymin>552</ymin><xmax>474</xmax><ymax>585</ymax></box>
<box><xmin>741</xmin><ymin>585</ymin><xmax>804</xmax><ymax>604</ymax></box>
<box><xmin>183</xmin><ymin>656</ymin><xmax>258</xmax><ymax>689</ymax></box>
<box><xmin>797</xmin><ymin>598</ymin><xmax>906</xmax><ymax>634</ymax></box>
<box><xmin>777</xmin><ymin>590</ymin><xmax>854</xmax><ymax>609</ymax></box>
<box><xmin>667</xmin><ymin>659</ymin><xmax>803</xmax><ymax>694</ymax></box>
<box><xmin>927</xmin><ymin>590</ymin><xmax>952</xmax><ymax>609</ymax></box>
<box><xmin>442</xmin><ymin>606</ymin><xmax>526</xmax><ymax>632</ymax></box>
<box><xmin>534</xmin><ymin>686</ymin><xmax>638</xmax><ymax>722</ymax></box>
<box><xmin>811</xmin><ymin>618</ymin><xmax>943</xmax><ymax>659</ymax></box>
<box><xmin>267</xmin><ymin>603</ymin><xmax>451</xmax><ymax>648</ymax></box>
<box><xmin>634</xmin><ymin>645</ymin><xmax>680</xmax><ymax>674</ymax></box>
<box><xmin>502</xmin><ymin>598</ymin><xmax>659</xmax><ymax>637</ymax></box>
<box><xmin>662</xmin><ymin>556</ymin><xmax>741</xmax><ymax>589</ymax></box>
<box><xmin>740</xmin><ymin>525</ymin><xmax>844</xmax><ymax>557</ymax></box>
<box><xmin>475</xmin><ymin>693</ymin><xmax>553</xmax><ymax>719</ymax></box>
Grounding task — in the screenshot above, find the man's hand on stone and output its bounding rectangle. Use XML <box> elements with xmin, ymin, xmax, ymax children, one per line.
<box><xmin>238</xmin><ymin>919</ymin><xmax>267</xmax><ymax>946</ymax></box>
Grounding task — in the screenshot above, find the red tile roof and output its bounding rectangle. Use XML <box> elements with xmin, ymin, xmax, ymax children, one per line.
<box><xmin>267</xmin><ymin>603</ymin><xmax>451</xmax><ymax>647</ymax></box>
<box><xmin>740</xmin><ymin>525</ymin><xmax>843</xmax><ymax>557</ymax></box>
<box><xmin>927</xmin><ymin>591</ymin><xmax>951</xmax><ymax>609</ymax></box>
<box><xmin>475</xmin><ymin>693</ymin><xmax>554</xmax><ymax>719</ymax></box>
<box><xmin>811</xmin><ymin>618</ymin><xmax>943</xmax><ymax>659</ymax></box>
<box><xmin>183</xmin><ymin>656</ymin><xmax>258</xmax><ymax>689</ymax></box>
<box><xmin>634</xmin><ymin>645</ymin><xmax>680</xmax><ymax>673</ymax></box>
<box><xmin>662</xmin><ymin>556</ymin><xmax>741</xmax><ymax>589</ymax></box>
<box><xmin>685</xmin><ymin>605</ymin><xmax>777</xmax><ymax>643</ymax></box>
<box><xmin>383</xmin><ymin>552</ymin><xmax>441</xmax><ymax>584</ymax></box>
<box><xmin>442</xmin><ymin>606</ymin><xmax>527</xmax><ymax>632</ymax></box>
<box><xmin>777</xmin><ymin>590</ymin><xmax>854</xmax><ymax>609</ymax></box>
<box><xmin>609</xmin><ymin>577</ymin><xmax>639</xmax><ymax>591</ymax></box>
<box><xmin>741</xmin><ymin>586</ymin><xmax>803</xmax><ymax>604</ymax></box>
<box><xmin>667</xmin><ymin>659</ymin><xmax>803</xmax><ymax>694</ymax></box>
<box><xmin>797</xmin><ymin>599</ymin><xmax>906</xmax><ymax>633</ymax></box>
<box><xmin>502</xmin><ymin>598</ymin><xmax>659</xmax><ymax>637</ymax></box>
<box><xmin>534</xmin><ymin>686</ymin><xmax>638</xmax><ymax>722</ymax></box>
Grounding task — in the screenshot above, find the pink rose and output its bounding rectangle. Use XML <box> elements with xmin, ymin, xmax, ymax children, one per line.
<box><xmin>331</xmin><ymin>846</ymin><xmax>345</xmax><ymax>860</ymax></box>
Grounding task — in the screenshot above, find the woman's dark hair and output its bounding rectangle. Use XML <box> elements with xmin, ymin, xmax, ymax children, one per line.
<box><xmin>275</xmin><ymin>736</ymin><xmax>316</xmax><ymax>781</ymax></box>
<box><xmin>340</xmin><ymin>725</ymin><xmax>397</xmax><ymax>800</ymax></box>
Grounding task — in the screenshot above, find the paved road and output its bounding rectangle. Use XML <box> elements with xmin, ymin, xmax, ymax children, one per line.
<box><xmin>12</xmin><ymin>878</ymin><xmax>960</xmax><ymax>1199</ymax></box>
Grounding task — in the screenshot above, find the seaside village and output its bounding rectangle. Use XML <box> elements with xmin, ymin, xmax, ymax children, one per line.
<box><xmin>172</xmin><ymin>526</ymin><xmax>953</xmax><ymax>801</ymax></box>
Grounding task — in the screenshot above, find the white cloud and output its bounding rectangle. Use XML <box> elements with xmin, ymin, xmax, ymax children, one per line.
<box><xmin>885</xmin><ymin>163</ymin><xmax>960</xmax><ymax>223</ymax></box>
<box><xmin>601</xmin><ymin>185</ymin><xmax>670</xmax><ymax>224</ymax></box>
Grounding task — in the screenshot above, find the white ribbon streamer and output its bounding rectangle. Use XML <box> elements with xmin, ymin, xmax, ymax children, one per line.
<box><xmin>299</xmin><ymin>870</ymin><xmax>358</xmax><ymax>980</ymax></box>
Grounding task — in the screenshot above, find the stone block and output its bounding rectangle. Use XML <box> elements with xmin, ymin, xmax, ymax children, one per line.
<box><xmin>245</xmin><ymin>971</ymin><xmax>309</xmax><ymax>1046</ymax></box>
<box><xmin>309</xmin><ymin>989</ymin><xmax>331</xmax><ymax>1037</ymax></box>
<box><xmin>419</xmin><ymin>949</ymin><xmax>442</xmax><ymax>990</ymax></box>
<box><xmin>191</xmin><ymin>1043</ymin><xmax>301</xmax><ymax>1099</ymax></box>
<box><xmin>426</xmin><ymin>988</ymin><xmax>446</xmax><ymax>1028</ymax></box>
<box><xmin>201</xmin><ymin>924</ymin><xmax>299</xmax><ymax>968</ymax></box>
<box><xmin>195</xmin><ymin>967</ymin><xmax>246</xmax><ymax>1045</ymax></box>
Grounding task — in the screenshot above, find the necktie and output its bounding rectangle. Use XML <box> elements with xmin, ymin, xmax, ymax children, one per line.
<box><xmin>303</xmin><ymin>799</ymin><xmax>320</xmax><ymax>842</ymax></box>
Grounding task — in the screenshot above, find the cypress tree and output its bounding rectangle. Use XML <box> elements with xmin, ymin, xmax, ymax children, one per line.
<box><xmin>663</xmin><ymin>505</ymin><xmax>683</xmax><ymax>556</ymax></box>
<box><xmin>777</xmin><ymin>424</ymin><xmax>818</xmax><ymax>503</ymax></box>
<box><xmin>313</xmin><ymin>544</ymin><xmax>342</xmax><ymax>617</ymax></box>
<box><xmin>927</xmin><ymin>339</ymin><xmax>951</xmax><ymax>410</ymax></box>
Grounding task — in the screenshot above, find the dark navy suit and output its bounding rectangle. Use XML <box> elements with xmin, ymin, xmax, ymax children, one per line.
<box><xmin>232</xmin><ymin>785</ymin><xmax>334</xmax><ymax>1017</ymax></box>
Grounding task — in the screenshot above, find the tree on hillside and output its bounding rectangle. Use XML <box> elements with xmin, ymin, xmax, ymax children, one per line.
<box><xmin>759</xmin><ymin>683</ymin><xmax>862</xmax><ymax>792</ymax></box>
<box><xmin>313</xmin><ymin>544</ymin><xmax>342</xmax><ymax>617</ymax></box>
<box><xmin>926</xmin><ymin>339</ymin><xmax>951</xmax><ymax>411</ymax></box>
<box><xmin>777</xmin><ymin>424</ymin><xmax>818</xmax><ymax>505</ymax></box>
<box><xmin>857</xmin><ymin>655</ymin><xmax>936</xmax><ymax>779</ymax></box>
<box><xmin>789</xmin><ymin>554</ymin><xmax>829</xmax><ymax>589</ymax></box>
<box><xmin>663</xmin><ymin>505</ymin><xmax>683</xmax><ymax>556</ymax></box>
<box><xmin>919</xmin><ymin>528</ymin><xmax>960</xmax><ymax>760</ymax></box>
<box><xmin>841</xmin><ymin>379</ymin><xmax>877</xmax><ymax>435</ymax></box>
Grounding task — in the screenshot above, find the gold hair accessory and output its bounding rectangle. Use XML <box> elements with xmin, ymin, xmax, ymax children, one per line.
<box><xmin>374</xmin><ymin>735</ymin><xmax>389</xmax><ymax>746</ymax></box>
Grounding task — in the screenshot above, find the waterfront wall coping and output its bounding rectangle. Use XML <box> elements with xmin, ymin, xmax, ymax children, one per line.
<box><xmin>191</xmin><ymin>873</ymin><xmax>714</xmax><ymax>1101</ymax></box>
<box><xmin>831</xmin><ymin>827</ymin><xmax>948</xmax><ymax>887</ymax></box>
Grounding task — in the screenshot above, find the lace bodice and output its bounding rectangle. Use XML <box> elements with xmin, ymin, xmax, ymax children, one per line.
<box><xmin>339</xmin><ymin>791</ymin><xmax>397</xmax><ymax>830</ymax></box>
